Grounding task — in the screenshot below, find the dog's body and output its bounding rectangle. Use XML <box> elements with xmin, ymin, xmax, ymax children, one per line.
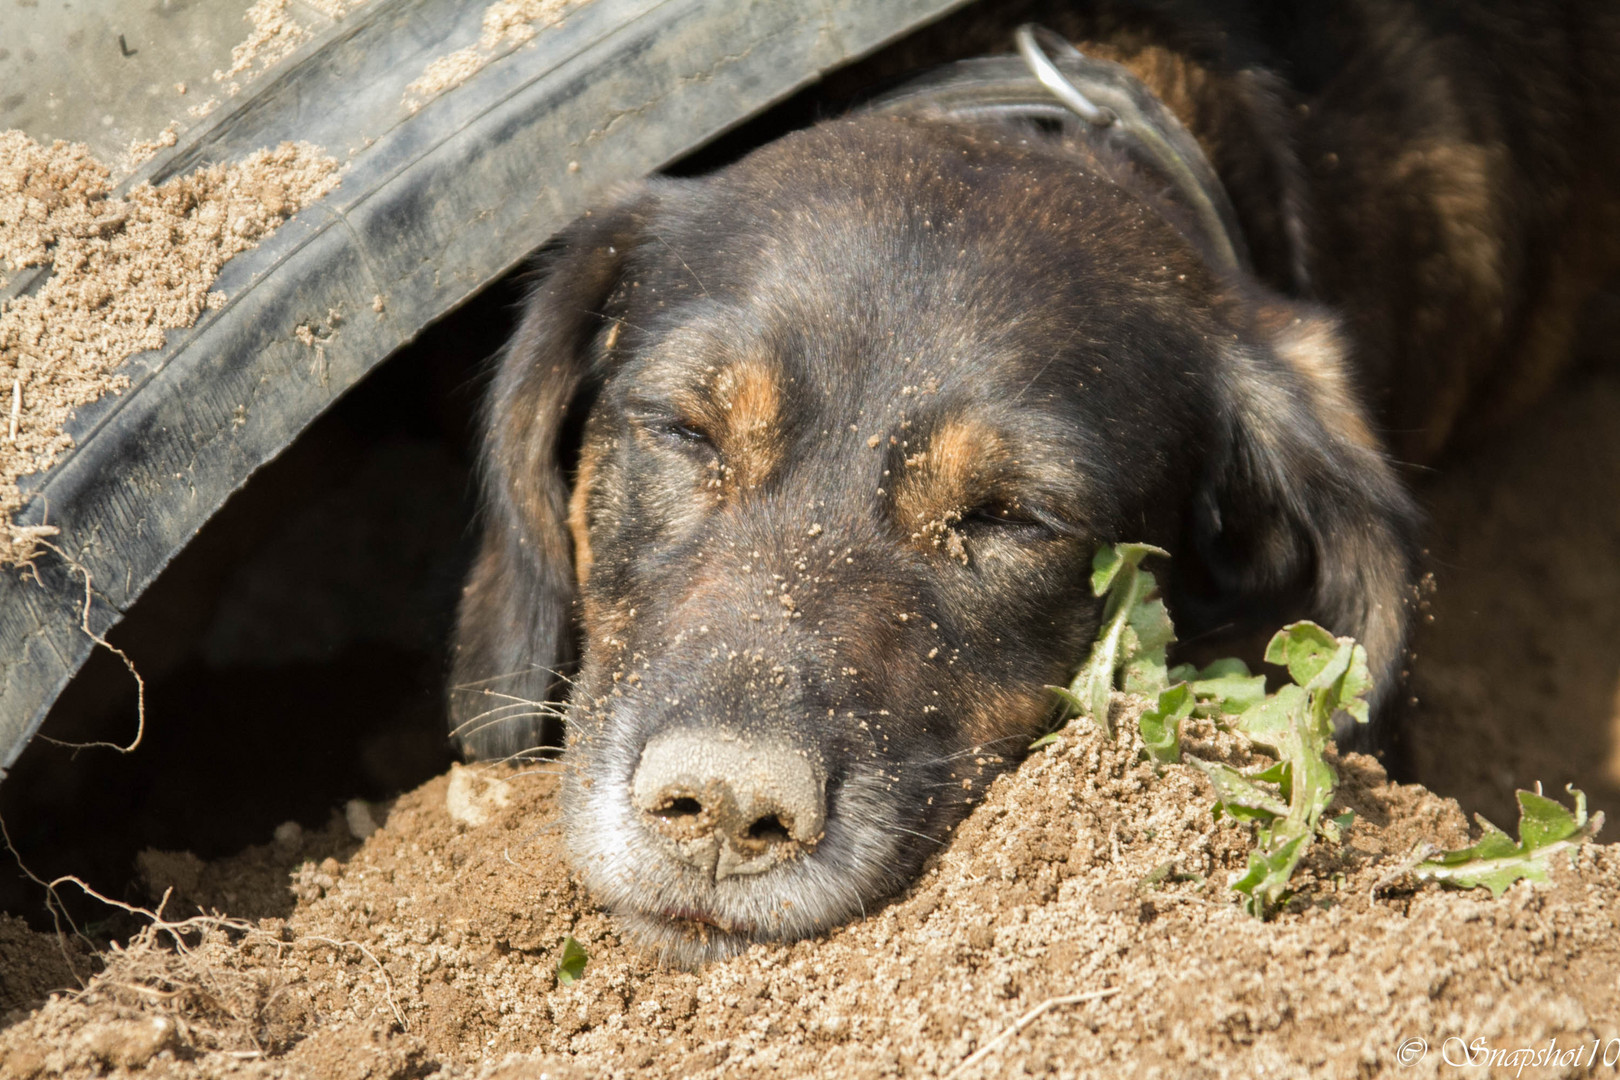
<box><xmin>450</xmin><ymin>1</ymin><xmax>1620</xmax><ymax>963</ymax></box>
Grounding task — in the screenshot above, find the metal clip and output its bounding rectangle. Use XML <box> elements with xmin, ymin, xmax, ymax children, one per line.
<box><xmin>1015</xmin><ymin>24</ymin><xmax>1116</xmax><ymax>128</ymax></box>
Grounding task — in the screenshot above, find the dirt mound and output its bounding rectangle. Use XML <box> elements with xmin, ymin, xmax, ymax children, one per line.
<box><xmin>2</xmin><ymin>709</ymin><xmax>1614</xmax><ymax>1080</ymax></box>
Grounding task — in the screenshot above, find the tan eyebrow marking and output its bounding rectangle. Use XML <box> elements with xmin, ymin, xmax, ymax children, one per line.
<box><xmin>895</xmin><ymin>418</ymin><xmax>1006</xmax><ymax>562</ymax></box>
<box><xmin>675</xmin><ymin>356</ymin><xmax>785</xmax><ymax>492</ymax></box>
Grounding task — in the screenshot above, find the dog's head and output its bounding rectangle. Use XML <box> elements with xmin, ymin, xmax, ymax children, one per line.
<box><xmin>451</xmin><ymin>114</ymin><xmax>1417</xmax><ymax>963</ymax></box>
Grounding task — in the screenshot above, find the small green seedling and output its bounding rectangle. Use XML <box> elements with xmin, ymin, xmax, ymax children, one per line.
<box><xmin>1412</xmin><ymin>786</ymin><xmax>1604</xmax><ymax>897</ymax></box>
<box><xmin>556</xmin><ymin>935</ymin><xmax>588</xmax><ymax>985</ymax></box>
<box><xmin>1055</xmin><ymin>543</ymin><xmax>1371</xmax><ymax>915</ymax></box>
<box><xmin>1321</xmin><ymin>810</ymin><xmax>1356</xmax><ymax>845</ymax></box>
<box><xmin>1138</xmin><ymin>682</ymin><xmax>1194</xmax><ymax>762</ymax></box>
<box><xmin>1208</xmin><ymin>623</ymin><xmax>1372</xmax><ymax>917</ymax></box>
<box><xmin>1052</xmin><ymin>542</ymin><xmax>1172</xmax><ymax>736</ymax></box>
<box><xmin>1044</xmin><ymin>542</ymin><xmax>1265</xmax><ymax>757</ymax></box>
<box><xmin>1061</xmin><ymin>541</ymin><xmax>1604</xmax><ymax>917</ymax></box>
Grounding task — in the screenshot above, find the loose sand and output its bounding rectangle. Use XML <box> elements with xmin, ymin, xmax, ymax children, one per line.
<box><xmin>0</xmin><ymin>702</ymin><xmax>1614</xmax><ymax>1080</ymax></box>
<box><xmin>213</xmin><ymin>0</ymin><xmax>370</xmax><ymax>100</ymax></box>
<box><xmin>405</xmin><ymin>0</ymin><xmax>582</xmax><ymax>109</ymax></box>
<box><xmin>0</xmin><ymin>133</ymin><xmax>340</xmax><ymax>563</ymax></box>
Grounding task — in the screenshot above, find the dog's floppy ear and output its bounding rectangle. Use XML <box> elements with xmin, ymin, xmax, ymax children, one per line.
<box><xmin>1181</xmin><ymin>303</ymin><xmax>1419</xmax><ymax>748</ymax></box>
<box><xmin>449</xmin><ymin>189</ymin><xmax>652</xmax><ymax>759</ymax></box>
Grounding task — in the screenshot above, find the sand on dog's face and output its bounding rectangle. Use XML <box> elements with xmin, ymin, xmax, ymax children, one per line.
<box><xmin>1</xmin><ymin>700</ymin><xmax>1615</xmax><ymax>1080</ymax></box>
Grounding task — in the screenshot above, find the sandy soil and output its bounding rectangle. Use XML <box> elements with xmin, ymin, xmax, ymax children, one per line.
<box><xmin>0</xmin><ymin>133</ymin><xmax>339</xmax><ymax>563</ymax></box>
<box><xmin>405</xmin><ymin>0</ymin><xmax>583</xmax><ymax>109</ymax></box>
<box><xmin>210</xmin><ymin>0</ymin><xmax>371</xmax><ymax>104</ymax></box>
<box><xmin>0</xmin><ymin>698</ymin><xmax>1615</xmax><ymax>1080</ymax></box>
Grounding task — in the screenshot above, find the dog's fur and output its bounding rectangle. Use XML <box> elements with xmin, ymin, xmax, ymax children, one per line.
<box><xmin>450</xmin><ymin>0</ymin><xmax>1620</xmax><ymax>962</ymax></box>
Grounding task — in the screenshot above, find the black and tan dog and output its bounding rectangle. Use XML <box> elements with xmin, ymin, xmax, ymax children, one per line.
<box><xmin>450</xmin><ymin>1</ymin><xmax>1620</xmax><ymax>963</ymax></box>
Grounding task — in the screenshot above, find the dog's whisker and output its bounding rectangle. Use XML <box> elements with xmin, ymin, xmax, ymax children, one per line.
<box><xmin>457</xmin><ymin>701</ymin><xmax>566</xmax><ymax>725</ymax></box>
<box><xmin>449</xmin><ymin>663</ymin><xmax>574</xmax><ymax>691</ymax></box>
<box><xmin>449</xmin><ymin>708</ymin><xmax>560</xmax><ymax>737</ymax></box>
<box><xmin>468</xmin><ymin>688</ymin><xmax>569</xmax><ymax>709</ymax></box>
<box><xmin>496</xmin><ymin>753</ymin><xmax>565</xmax><ymax>771</ymax></box>
<box><xmin>877</xmin><ymin>823</ymin><xmax>947</xmax><ymax>848</ymax></box>
<box><xmin>585</xmin><ymin>310</ymin><xmax>653</xmax><ymax>338</ymax></box>
<box><xmin>906</xmin><ymin>736</ymin><xmax>1027</xmax><ymax>768</ymax></box>
<box><xmin>649</xmin><ymin>232</ymin><xmax>709</xmax><ymax>297</ymax></box>
<box><xmin>452</xmin><ymin>712</ymin><xmax>565</xmax><ymax>740</ymax></box>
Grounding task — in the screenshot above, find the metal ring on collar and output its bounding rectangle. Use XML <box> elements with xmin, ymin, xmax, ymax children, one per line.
<box><xmin>1015</xmin><ymin>24</ymin><xmax>1117</xmax><ymax>128</ymax></box>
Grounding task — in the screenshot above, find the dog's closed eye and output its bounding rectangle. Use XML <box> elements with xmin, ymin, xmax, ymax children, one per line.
<box><xmin>958</xmin><ymin>500</ymin><xmax>1071</xmax><ymax>541</ymax></box>
<box><xmin>629</xmin><ymin>407</ymin><xmax>713</xmax><ymax>451</ymax></box>
<box><xmin>629</xmin><ymin>356</ymin><xmax>786</xmax><ymax>492</ymax></box>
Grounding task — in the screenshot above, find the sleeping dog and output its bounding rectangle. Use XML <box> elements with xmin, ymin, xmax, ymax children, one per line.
<box><xmin>449</xmin><ymin>1</ymin><xmax>1620</xmax><ymax>963</ymax></box>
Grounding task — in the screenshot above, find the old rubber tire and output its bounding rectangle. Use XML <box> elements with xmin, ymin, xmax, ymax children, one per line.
<box><xmin>0</xmin><ymin>0</ymin><xmax>971</xmax><ymax>779</ymax></box>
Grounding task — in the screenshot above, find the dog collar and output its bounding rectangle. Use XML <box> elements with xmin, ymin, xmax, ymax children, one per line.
<box><xmin>864</xmin><ymin>23</ymin><xmax>1250</xmax><ymax>276</ymax></box>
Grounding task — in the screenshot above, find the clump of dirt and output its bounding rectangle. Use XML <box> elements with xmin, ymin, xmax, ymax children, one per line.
<box><xmin>405</xmin><ymin>0</ymin><xmax>582</xmax><ymax>109</ymax></box>
<box><xmin>213</xmin><ymin>0</ymin><xmax>369</xmax><ymax>98</ymax></box>
<box><xmin>177</xmin><ymin>0</ymin><xmax>371</xmax><ymax>125</ymax></box>
<box><xmin>2</xmin><ymin>713</ymin><xmax>1615</xmax><ymax>1079</ymax></box>
<box><xmin>0</xmin><ymin>916</ymin><xmax>90</xmax><ymax>1023</ymax></box>
<box><xmin>0</xmin><ymin>133</ymin><xmax>340</xmax><ymax>562</ymax></box>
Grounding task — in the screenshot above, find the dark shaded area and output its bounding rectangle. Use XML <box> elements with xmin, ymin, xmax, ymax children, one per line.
<box><xmin>0</xmin><ymin>273</ymin><xmax>521</xmax><ymax>929</ymax></box>
<box><xmin>1394</xmin><ymin>293</ymin><xmax>1620</xmax><ymax>830</ymax></box>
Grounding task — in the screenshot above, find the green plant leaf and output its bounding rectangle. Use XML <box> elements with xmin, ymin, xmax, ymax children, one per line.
<box><xmin>1121</xmin><ymin>593</ymin><xmax>1176</xmax><ymax>695</ymax></box>
<box><xmin>1168</xmin><ymin>657</ymin><xmax>1267</xmax><ymax>720</ymax></box>
<box><xmin>1263</xmin><ymin>622</ymin><xmax>1343</xmax><ymax>688</ymax></box>
<box><xmin>1045</xmin><ymin>685</ymin><xmax>1086</xmax><ymax>718</ymax></box>
<box><xmin>1516</xmin><ymin>790</ymin><xmax>1581</xmax><ymax>849</ymax></box>
<box><xmin>1413</xmin><ymin>787</ymin><xmax>1603</xmax><ymax>898</ymax></box>
<box><xmin>1262</xmin><ymin>622</ymin><xmax>1374</xmax><ymax>731</ymax></box>
<box><xmin>1089</xmin><ymin>541</ymin><xmax>1165</xmax><ymax>596</ymax></box>
<box><xmin>1140</xmin><ymin>683</ymin><xmax>1194</xmax><ymax>762</ymax></box>
<box><xmin>1319</xmin><ymin>810</ymin><xmax>1355</xmax><ymax>844</ymax></box>
<box><xmin>556</xmin><ymin>935</ymin><xmax>589</xmax><ymax>984</ymax></box>
<box><xmin>1228</xmin><ymin>687</ymin><xmax>1302</xmax><ymax>764</ymax></box>
<box><xmin>1189</xmin><ymin>674</ymin><xmax>1268</xmax><ymax>718</ymax></box>
<box><xmin>1191</xmin><ymin>758</ymin><xmax>1288</xmax><ymax>823</ymax></box>
<box><xmin>1230</xmin><ymin>833</ymin><xmax>1309</xmax><ymax>917</ymax></box>
<box><xmin>1089</xmin><ymin>542</ymin><xmax>1127</xmax><ymax>596</ymax></box>
<box><xmin>1064</xmin><ymin>543</ymin><xmax>1170</xmax><ymax>735</ymax></box>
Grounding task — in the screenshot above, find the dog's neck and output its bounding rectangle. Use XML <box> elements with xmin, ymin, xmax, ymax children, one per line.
<box><xmin>866</xmin><ymin>25</ymin><xmax>1253</xmax><ymax>284</ymax></box>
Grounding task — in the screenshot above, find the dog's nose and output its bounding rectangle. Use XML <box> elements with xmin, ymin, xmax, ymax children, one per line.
<box><xmin>630</xmin><ymin>730</ymin><xmax>825</xmax><ymax>880</ymax></box>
